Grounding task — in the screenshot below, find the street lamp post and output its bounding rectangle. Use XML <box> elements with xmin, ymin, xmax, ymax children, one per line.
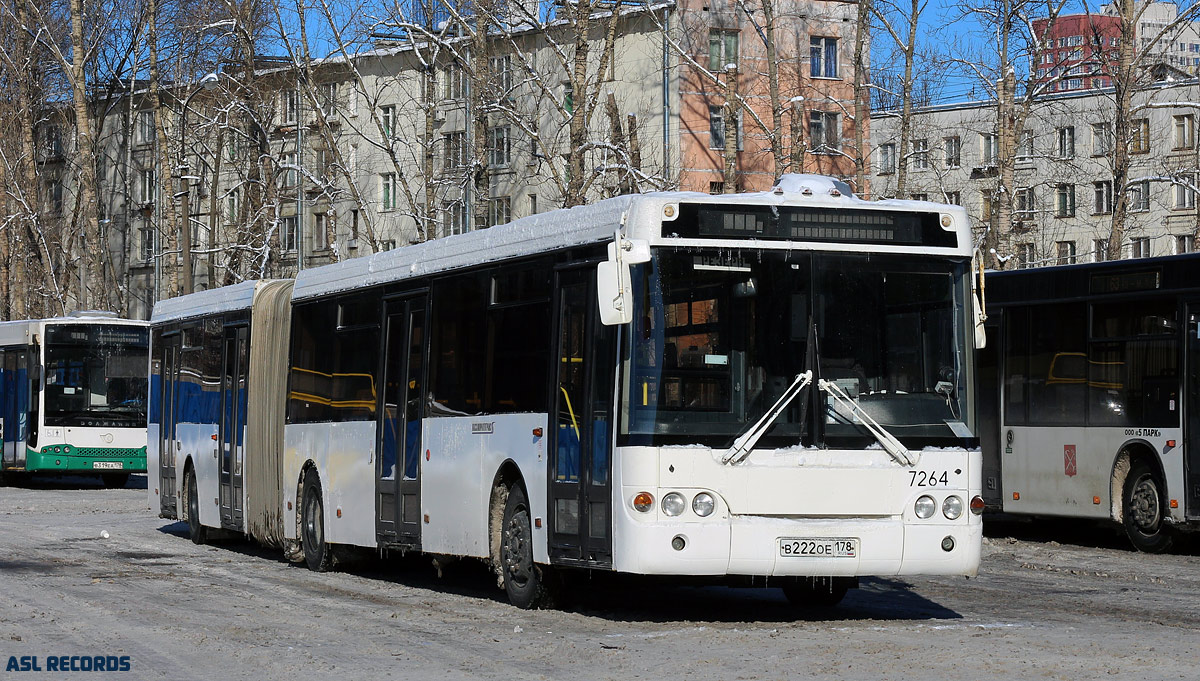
<box><xmin>178</xmin><ymin>72</ymin><xmax>219</xmax><ymax>296</ymax></box>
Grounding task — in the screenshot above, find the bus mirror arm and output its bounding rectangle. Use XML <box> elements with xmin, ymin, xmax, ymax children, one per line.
<box><xmin>596</xmin><ymin>228</ymin><xmax>650</xmax><ymax>326</ymax></box>
<box><xmin>973</xmin><ymin>254</ymin><xmax>987</xmax><ymax>350</ymax></box>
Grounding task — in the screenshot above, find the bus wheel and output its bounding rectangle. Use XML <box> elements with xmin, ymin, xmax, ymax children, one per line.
<box><xmin>301</xmin><ymin>469</ymin><xmax>332</xmax><ymax>572</ymax></box>
<box><xmin>185</xmin><ymin>468</ymin><xmax>207</xmax><ymax>545</ymax></box>
<box><xmin>500</xmin><ymin>484</ymin><xmax>554</xmax><ymax>609</ymax></box>
<box><xmin>781</xmin><ymin>577</ymin><xmax>851</xmax><ymax>608</ymax></box>
<box><xmin>1122</xmin><ymin>460</ymin><xmax>1174</xmax><ymax>553</ymax></box>
<box><xmin>101</xmin><ymin>473</ymin><xmax>130</xmax><ymax>489</ymax></box>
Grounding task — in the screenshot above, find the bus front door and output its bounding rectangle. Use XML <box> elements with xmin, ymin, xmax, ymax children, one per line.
<box><xmin>218</xmin><ymin>326</ymin><xmax>248</xmax><ymax>530</ymax></box>
<box><xmin>159</xmin><ymin>334</ymin><xmax>181</xmax><ymax>517</ymax></box>
<box><xmin>1187</xmin><ymin>306</ymin><xmax>1200</xmax><ymax>519</ymax></box>
<box><xmin>548</xmin><ymin>268</ymin><xmax>616</xmax><ymax>567</ymax></box>
<box><xmin>376</xmin><ymin>295</ymin><xmax>426</xmax><ymax>548</ymax></box>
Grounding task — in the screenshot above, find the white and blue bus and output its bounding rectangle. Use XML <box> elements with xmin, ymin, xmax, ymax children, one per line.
<box><xmin>149</xmin><ymin>175</ymin><xmax>984</xmax><ymax>608</ymax></box>
<box><xmin>0</xmin><ymin>313</ymin><xmax>149</xmax><ymax>487</ymax></box>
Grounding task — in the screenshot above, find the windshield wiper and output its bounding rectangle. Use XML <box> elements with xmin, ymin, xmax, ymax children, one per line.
<box><xmin>817</xmin><ymin>379</ymin><xmax>917</xmax><ymax>466</ymax></box>
<box><xmin>722</xmin><ymin>370</ymin><xmax>812</xmax><ymax>465</ymax></box>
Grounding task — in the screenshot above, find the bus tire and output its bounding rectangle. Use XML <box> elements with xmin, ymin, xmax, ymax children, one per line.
<box><xmin>781</xmin><ymin>577</ymin><xmax>851</xmax><ymax>607</ymax></box>
<box><xmin>184</xmin><ymin>468</ymin><xmax>207</xmax><ymax>545</ymax></box>
<box><xmin>500</xmin><ymin>484</ymin><xmax>554</xmax><ymax>609</ymax></box>
<box><xmin>1122</xmin><ymin>459</ymin><xmax>1173</xmax><ymax>553</ymax></box>
<box><xmin>101</xmin><ymin>473</ymin><xmax>130</xmax><ymax>489</ymax></box>
<box><xmin>301</xmin><ymin>469</ymin><xmax>332</xmax><ymax>572</ymax></box>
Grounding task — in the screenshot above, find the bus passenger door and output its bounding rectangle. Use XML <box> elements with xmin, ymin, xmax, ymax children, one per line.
<box><xmin>159</xmin><ymin>334</ymin><xmax>181</xmax><ymax>517</ymax></box>
<box><xmin>1187</xmin><ymin>306</ymin><xmax>1200</xmax><ymax>519</ymax></box>
<box><xmin>548</xmin><ymin>268</ymin><xmax>616</xmax><ymax>566</ymax></box>
<box><xmin>376</xmin><ymin>295</ymin><xmax>426</xmax><ymax>547</ymax></box>
<box><xmin>218</xmin><ymin>325</ymin><xmax>248</xmax><ymax>530</ymax></box>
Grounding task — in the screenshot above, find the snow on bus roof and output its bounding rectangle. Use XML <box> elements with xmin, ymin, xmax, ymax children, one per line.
<box><xmin>150</xmin><ymin>280</ymin><xmax>262</xmax><ymax>324</ymax></box>
<box><xmin>290</xmin><ymin>175</ymin><xmax>952</xmax><ymax>302</ymax></box>
<box><xmin>286</xmin><ymin>174</ymin><xmax>964</xmax><ymax>302</ymax></box>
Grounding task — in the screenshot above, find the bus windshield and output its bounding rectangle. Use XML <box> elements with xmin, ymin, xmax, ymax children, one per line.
<box><xmin>44</xmin><ymin>324</ymin><xmax>149</xmax><ymax>427</ymax></box>
<box><xmin>622</xmin><ymin>249</ymin><xmax>970</xmax><ymax>449</ymax></box>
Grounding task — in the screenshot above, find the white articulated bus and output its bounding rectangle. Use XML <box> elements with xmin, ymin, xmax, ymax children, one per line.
<box><xmin>0</xmin><ymin>312</ymin><xmax>149</xmax><ymax>487</ymax></box>
<box><xmin>149</xmin><ymin>175</ymin><xmax>984</xmax><ymax>609</ymax></box>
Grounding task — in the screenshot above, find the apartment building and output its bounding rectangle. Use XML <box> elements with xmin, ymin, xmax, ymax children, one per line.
<box><xmin>870</xmin><ymin>80</ymin><xmax>1200</xmax><ymax>268</ymax></box>
<box><xmin>28</xmin><ymin>0</ymin><xmax>861</xmax><ymax>320</ymax></box>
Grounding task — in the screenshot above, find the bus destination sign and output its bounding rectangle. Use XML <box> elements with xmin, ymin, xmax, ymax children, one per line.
<box><xmin>673</xmin><ymin>204</ymin><xmax>956</xmax><ymax>248</ymax></box>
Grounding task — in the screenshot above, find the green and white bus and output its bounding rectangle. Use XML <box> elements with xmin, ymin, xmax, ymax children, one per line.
<box><xmin>0</xmin><ymin>313</ymin><xmax>149</xmax><ymax>487</ymax></box>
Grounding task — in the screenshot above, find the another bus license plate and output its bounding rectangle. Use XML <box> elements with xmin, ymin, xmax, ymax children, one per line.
<box><xmin>778</xmin><ymin>537</ymin><xmax>858</xmax><ymax>558</ymax></box>
<box><xmin>92</xmin><ymin>462</ymin><xmax>123</xmax><ymax>470</ymax></box>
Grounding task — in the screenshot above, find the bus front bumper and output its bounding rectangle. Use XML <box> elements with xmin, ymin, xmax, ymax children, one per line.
<box><xmin>613</xmin><ymin>514</ymin><xmax>982</xmax><ymax>578</ymax></box>
<box><xmin>24</xmin><ymin>446</ymin><xmax>147</xmax><ymax>474</ymax></box>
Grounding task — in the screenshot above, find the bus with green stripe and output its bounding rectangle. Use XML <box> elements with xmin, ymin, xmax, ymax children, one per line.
<box><xmin>0</xmin><ymin>312</ymin><xmax>149</xmax><ymax>487</ymax></box>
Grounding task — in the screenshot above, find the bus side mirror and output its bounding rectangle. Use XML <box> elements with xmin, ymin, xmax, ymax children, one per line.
<box><xmin>596</xmin><ymin>234</ymin><xmax>650</xmax><ymax>326</ymax></box>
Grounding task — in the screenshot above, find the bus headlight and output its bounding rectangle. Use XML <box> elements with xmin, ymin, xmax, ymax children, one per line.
<box><xmin>661</xmin><ymin>492</ymin><xmax>686</xmax><ymax>517</ymax></box>
<box><xmin>692</xmin><ymin>492</ymin><xmax>715</xmax><ymax>517</ymax></box>
<box><xmin>914</xmin><ymin>495</ymin><xmax>936</xmax><ymax>519</ymax></box>
<box><xmin>633</xmin><ymin>492</ymin><xmax>654</xmax><ymax>513</ymax></box>
<box><xmin>942</xmin><ymin>495</ymin><xmax>963</xmax><ymax>520</ymax></box>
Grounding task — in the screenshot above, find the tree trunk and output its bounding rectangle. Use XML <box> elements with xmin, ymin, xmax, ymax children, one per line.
<box><xmin>68</xmin><ymin>0</ymin><xmax>103</xmax><ymax>309</ymax></box>
<box><xmin>852</xmin><ymin>0</ymin><xmax>873</xmax><ymax>196</ymax></box>
<box><xmin>723</xmin><ymin>65</ymin><xmax>738</xmax><ymax>193</ymax></box>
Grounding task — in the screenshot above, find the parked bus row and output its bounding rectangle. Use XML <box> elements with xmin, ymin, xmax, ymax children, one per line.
<box><xmin>146</xmin><ymin>174</ymin><xmax>986</xmax><ymax>608</ymax></box>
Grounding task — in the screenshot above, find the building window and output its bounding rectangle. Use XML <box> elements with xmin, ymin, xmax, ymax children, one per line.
<box><xmin>313</xmin><ymin>213</ymin><xmax>328</xmax><ymax>251</ymax></box>
<box><xmin>443</xmin><ymin>131</ymin><xmax>467</xmax><ymax>171</ymax></box>
<box><xmin>944</xmin><ymin>136</ymin><xmax>961</xmax><ymax>168</ymax></box>
<box><xmin>708</xmin><ymin>105</ymin><xmax>742</xmax><ymax>150</ymax></box>
<box><xmin>1093</xmin><ymin>239</ymin><xmax>1109</xmax><ymax>262</ymax></box>
<box><xmin>981</xmin><ymin>191</ymin><xmax>996</xmax><ymax>222</ymax></box>
<box><xmin>318</xmin><ymin>82</ymin><xmax>338</xmax><ymax>118</ymax></box>
<box><xmin>1091</xmin><ymin>122</ymin><xmax>1113</xmax><ymax>156</ymax></box>
<box><xmin>380</xmin><ymin>105</ymin><xmax>396</xmax><ymax>142</ymax></box>
<box><xmin>709</xmin><ymin>181</ymin><xmax>725</xmax><ymax>195</ymax></box>
<box><xmin>809</xmin><ymin>111</ymin><xmax>839</xmax><ymax>152</ymax></box>
<box><xmin>1056</xmin><ymin>183</ymin><xmax>1076</xmax><ymax>217</ymax></box>
<box><xmin>1132</xmin><ymin>236</ymin><xmax>1151</xmax><ymax>258</ymax></box>
<box><xmin>138</xmin><ymin>168</ymin><xmax>156</xmax><ymax>204</ymax></box>
<box><xmin>442</xmin><ymin>200</ymin><xmax>467</xmax><ymax>237</ymax></box>
<box><xmin>1056</xmin><ymin>241</ymin><xmax>1077</xmax><ymax>265</ymax></box>
<box><xmin>1177</xmin><ymin>234</ymin><xmax>1192</xmax><ymax>254</ymax></box>
<box><xmin>1015</xmin><ymin>187</ymin><xmax>1035</xmax><ymax>218</ymax></box>
<box><xmin>910</xmin><ymin>193</ymin><xmax>928</xmax><ymax>201</ymax></box>
<box><xmin>981</xmin><ymin>133</ymin><xmax>997</xmax><ymax>165</ymax></box>
<box><xmin>810</xmin><ymin>37</ymin><xmax>839</xmax><ymax>78</ymax></box>
<box><xmin>136</xmin><ymin>111</ymin><xmax>155</xmax><ymax>146</ymax></box>
<box><xmin>944</xmin><ymin>190</ymin><xmax>961</xmax><ymax>204</ymax></box>
<box><xmin>1056</xmin><ymin>126</ymin><xmax>1075</xmax><ymax>158</ymax></box>
<box><xmin>709</xmin><ymin>30</ymin><xmax>739</xmax><ymax>71</ymax></box>
<box><xmin>528</xmin><ymin>194</ymin><xmax>537</xmax><ymax>215</ymax></box>
<box><xmin>1129</xmin><ymin>180</ymin><xmax>1150</xmax><ymax>211</ymax></box>
<box><xmin>140</xmin><ymin>226</ymin><xmax>154</xmax><ymax>262</ymax></box>
<box><xmin>1174</xmin><ymin>114</ymin><xmax>1195</xmax><ymax>150</ymax></box>
<box><xmin>1094</xmin><ymin>181</ymin><xmax>1112</xmax><ymax>214</ymax></box>
<box><xmin>225</xmin><ymin>134</ymin><xmax>240</xmax><ymax>162</ymax></box>
<box><xmin>912</xmin><ymin>138</ymin><xmax>929</xmax><ymax>169</ymax></box>
<box><xmin>487</xmin><ymin>196</ymin><xmax>512</xmax><ymax>227</ymax></box>
<box><xmin>490</xmin><ymin>55</ymin><xmax>513</xmax><ymax>96</ymax></box>
<box><xmin>226</xmin><ymin>191</ymin><xmax>239</xmax><ymax>223</ymax></box>
<box><xmin>1016</xmin><ymin>243</ymin><xmax>1035</xmax><ymax>269</ymax></box>
<box><xmin>281</xmin><ymin>90</ymin><xmax>300</xmax><ymax>125</ymax></box>
<box><xmin>443</xmin><ymin>62</ymin><xmax>466</xmax><ymax>100</ymax></box>
<box><xmin>879</xmin><ymin>143</ymin><xmax>896</xmax><ymax>174</ymax></box>
<box><xmin>281</xmin><ymin>215</ymin><xmax>298</xmax><ymax>252</ymax></box>
<box><xmin>381</xmin><ymin>173</ymin><xmax>398</xmax><ymax>211</ymax></box>
<box><xmin>1131</xmin><ymin>118</ymin><xmax>1150</xmax><ymax>154</ymax></box>
<box><xmin>279</xmin><ymin>152</ymin><xmax>298</xmax><ymax>188</ymax></box>
<box><xmin>488</xmin><ymin>126</ymin><xmax>511</xmax><ymax>167</ymax></box>
<box><xmin>1174</xmin><ymin>175</ymin><xmax>1197</xmax><ymax>209</ymax></box>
